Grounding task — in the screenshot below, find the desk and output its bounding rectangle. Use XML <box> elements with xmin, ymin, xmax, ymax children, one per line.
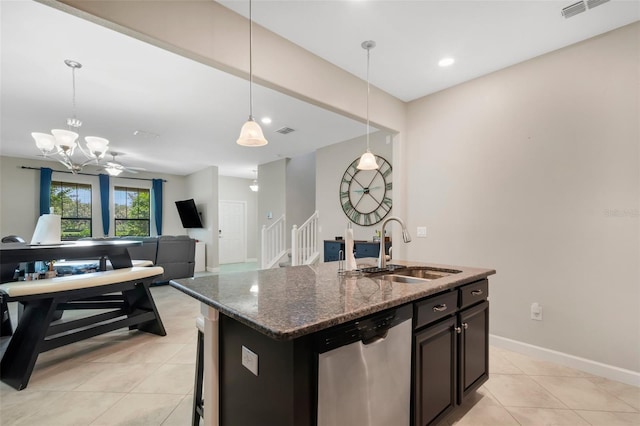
<box><xmin>0</xmin><ymin>240</ymin><xmax>141</xmax><ymax>271</ymax></box>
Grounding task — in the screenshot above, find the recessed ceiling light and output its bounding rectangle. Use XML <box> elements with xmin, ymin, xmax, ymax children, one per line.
<box><xmin>261</xmin><ymin>117</ymin><xmax>272</xmax><ymax>125</ymax></box>
<box><xmin>438</xmin><ymin>57</ymin><xmax>455</xmax><ymax>67</ymax></box>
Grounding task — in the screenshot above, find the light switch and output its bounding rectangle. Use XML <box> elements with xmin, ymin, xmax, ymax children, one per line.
<box><xmin>416</xmin><ymin>227</ymin><xmax>427</xmax><ymax>238</ymax></box>
<box><xmin>242</xmin><ymin>345</ymin><xmax>259</xmax><ymax>376</ymax></box>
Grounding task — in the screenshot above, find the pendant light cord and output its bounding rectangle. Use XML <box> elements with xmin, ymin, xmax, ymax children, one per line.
<box><xmin>249</xmin><ymin>0</ymin><xmax>254</xmax><ymax>121</ymax></box>
<box><xmin>366</xmin><ymin>45</ymin><xmax>371</xmax><ymax>152</ymax></box>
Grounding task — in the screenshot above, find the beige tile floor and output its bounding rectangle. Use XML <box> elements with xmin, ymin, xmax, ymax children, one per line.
<box><xmin>1</xmin><ymin>284</ymin><xmax>638</xmax><ymax>425</ymax></box>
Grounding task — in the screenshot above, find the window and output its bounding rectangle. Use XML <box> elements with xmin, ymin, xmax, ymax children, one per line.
<box><xmin>50</xmin><ymin>181</ymin><xmax>92</xmax><ymax>240</ymax></box>
<box><xmin>114</xmin><ymin>186</ymin><xmax>150</xmax><ymax>236</ymax></box>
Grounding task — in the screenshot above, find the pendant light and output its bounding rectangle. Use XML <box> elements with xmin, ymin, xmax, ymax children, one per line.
<box><xmin>249</xmin><ymin>169</ymin><xmax>259</xmax><ymax>192</ymax></box>
<box><xmin>356</xmin><ymin>40</ymin><xmax>379</xmax><ymax>171</ymax></box>
<box><xmin>237</xmin><ymin>0</ymin><xmax>268</xmax><ymax>147</ymax></box>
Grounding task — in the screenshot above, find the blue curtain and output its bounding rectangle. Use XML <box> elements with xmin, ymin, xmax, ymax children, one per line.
<box><xmin>99</xmin><ymin>174</ymin><xmax>110</xmax><ymax>236</ymax></box>
<box><xmin>39</xmin><ymin>167</ymin><xmax>53</xmax><ymax>216</ymax></box>
<box><xmin>152</xmin><ymin>179</ymin><xmax>163</xmax><ymax>236</ymax></box>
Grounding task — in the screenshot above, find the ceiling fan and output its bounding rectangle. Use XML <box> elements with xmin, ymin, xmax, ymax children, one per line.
<box><xmin>103</xmin><ymin>152</ymin><xmax>146</xmax><ymax>176</ymax></box>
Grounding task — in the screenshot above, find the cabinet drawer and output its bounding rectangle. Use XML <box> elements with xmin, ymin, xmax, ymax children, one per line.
<box><xmin>415</xmin><ymin>291</ymin><xmax>458</xmax><ymax>330</ymax></box>
<box><xmin>459</xmin><ymin>279</ymin><xmax>488</xmax><ymax>309</ymax></box>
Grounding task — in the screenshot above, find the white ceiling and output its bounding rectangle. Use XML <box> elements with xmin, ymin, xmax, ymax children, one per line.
<box><xmin>1</xmin><ymin>0</ymin><xmax>638</xmax><ymax>178</ymax></box>
<box><xmin>221</xmin><ymin>0</ymin><xmax>639</xmax><ymax>102</ymax></box>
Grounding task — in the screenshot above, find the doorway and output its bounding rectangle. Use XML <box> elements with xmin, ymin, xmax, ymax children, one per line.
<box><xmin>219</xmin><ymin>200</ymin><xmax>246</xmax><ymax>264</ymax></box>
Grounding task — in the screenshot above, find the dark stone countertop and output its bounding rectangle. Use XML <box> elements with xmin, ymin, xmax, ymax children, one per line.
<box><xmin>170</xmin><ymin>259</ymin><xmax>495</xmax><ymax>341</ymax></box>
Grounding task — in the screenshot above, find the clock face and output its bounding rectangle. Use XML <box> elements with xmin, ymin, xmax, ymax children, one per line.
<box><xmin>340</xmin><ymin>155</ymin><xmax>392</xmax><ymax>226</ymax></box>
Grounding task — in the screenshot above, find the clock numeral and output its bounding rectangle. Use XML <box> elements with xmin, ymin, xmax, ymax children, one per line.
<box><xmin>363</xmin><ymin>213</ymin><xmax>372</xmax><ymax>226</ymax></box>
<box><xmin>350</xmin><ymin>210</ymin><xmax>361</xmax><ymax>224</ymax></box>
<box><xmin>380</xmin><ymin>163</ymin><xmax>392</xmax><ymax>178</ymax></box>
<box><xmin>340</xmin><ymin>190</ymin><xmax>349</xmax><ymax>200</ymax></box>
<box><xmin>342</xmin><ymin>201</ymin><xmax>355</xmax><ymax>218</ymax></box>
<box><xmin>385</xmin><ymin>182</ymin><xmax>392</xmax><ymax>191</ymax></box>
<box><xmin>373</xmin><ymin>210</ymin><xmax>382</xmax><ymax>223</ymax></box>
<box><xmin>383</xmin><ymin>197</ymin><xmax>392</xmax><ymax>207</ymax></box>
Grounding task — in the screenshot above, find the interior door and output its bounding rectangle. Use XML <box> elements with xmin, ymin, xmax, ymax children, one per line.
<box><xmin>219</xmin><ymin>200</ymin><xmax>246</xmax><ymax>264</ymax></box>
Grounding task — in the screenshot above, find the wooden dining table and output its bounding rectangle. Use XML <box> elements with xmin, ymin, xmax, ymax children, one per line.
<box><xmin>0</xmin><ymin>239</ymin><xmax>142</xmax><ymax>271</ymax></box>
<box><xmin>0</xmin><ymin>239</ymin><xmax>142</xmax><ymax>336</ymax></box>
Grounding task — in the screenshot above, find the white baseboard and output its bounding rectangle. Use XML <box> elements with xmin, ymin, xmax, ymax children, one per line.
<box><xmin>245</xmin><ymin>258</ymin><xmax>257</xmax><ymax>262</ymax></box>
<box><xmin>490</xmin><ymin>334</ymin><xmax>640</xmax><ymax>387</ymax></box>
<box><xmin>206</xmin><ymin>266</ymin><xmax>220</xmax><ymax>273</ymax></box>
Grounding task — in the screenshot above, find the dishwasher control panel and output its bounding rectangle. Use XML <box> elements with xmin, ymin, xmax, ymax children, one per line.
<box><xmin>315</xmin><ymin>304</ymin><xmax>412</xmax><ymax>353</ymax></box>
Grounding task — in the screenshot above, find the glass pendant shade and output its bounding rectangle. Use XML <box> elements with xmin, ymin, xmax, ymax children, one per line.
<box><xmin>51</xmin><ymin>129</ymin><xmax>78</xmax><ymax>153</ymax></box>
<box><xmin>237</xmin><ymin>118</ymin><xmax>268</xmax><ymax>147</ymax></box>
<box><xmin>84</xmin><ymin>136</ymin><xmax>109</xmax><ymax>159</ymax></box>
<box><xmin>31</xmin><ymin>133</ymin><xmax>57</xmax><ymax>153</ymax></box>
<box><xmin>356</xmin><ymin>150</ymin><xmax>378</xmax><ymax>170</ymax></box>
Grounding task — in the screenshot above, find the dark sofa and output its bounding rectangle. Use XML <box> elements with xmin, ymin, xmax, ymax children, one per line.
<box><xmin>83</xmin><ymin>235</ymin><xmax>196</xmax><ymax>284</ymax></box>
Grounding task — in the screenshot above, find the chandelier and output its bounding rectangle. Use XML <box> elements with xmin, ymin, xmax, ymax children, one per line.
<box><xmin>32</xmin><ymin>59</ymin><xmax>109</xmax><ymax>173</ymax></box>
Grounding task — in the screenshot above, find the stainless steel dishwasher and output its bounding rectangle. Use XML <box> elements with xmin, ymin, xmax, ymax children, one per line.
<box><xmin>316</xmin><ymin>304</ymin><xmax>413</xmax><ymax>426</ymax></box>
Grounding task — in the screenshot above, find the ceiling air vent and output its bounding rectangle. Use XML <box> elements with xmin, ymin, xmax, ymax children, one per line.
<box><xmin>561</xmin><ymin>1</ymin><xmax>586</xmax><ymax>18</ymax></box>
<box><xmin>586</xmin><ymin>0</ymin><xmax>610</xmax><ymax>9</ymax></box>
<box><xmin>276</xmin><ymin>127</ymin><xmax>295</xmax><ymax>135</ymax></box>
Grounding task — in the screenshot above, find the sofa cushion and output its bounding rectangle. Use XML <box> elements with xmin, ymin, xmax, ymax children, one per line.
<box><xmin>120</xmin><ymin>236</ymin><xmax>158</xmax><ymax>262</ymax></box>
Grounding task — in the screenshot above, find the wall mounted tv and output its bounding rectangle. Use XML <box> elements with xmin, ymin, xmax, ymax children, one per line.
<box><xmin>175</xmin><ymin>199</ymin><xmax>203</xmax><ymax>228</ymax></box>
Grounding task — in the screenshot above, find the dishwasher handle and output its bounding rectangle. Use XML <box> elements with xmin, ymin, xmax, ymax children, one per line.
<box><xmin>362</xmin><ymin>330</ymin><xmax>389</xmax><ymax>345</ymax></box>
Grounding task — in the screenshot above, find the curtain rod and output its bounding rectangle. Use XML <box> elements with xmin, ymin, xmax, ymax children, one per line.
<box><xmin>20</xmin><ymin>166</ymin><xmax>167</xmax><ymax>182</ymax></box>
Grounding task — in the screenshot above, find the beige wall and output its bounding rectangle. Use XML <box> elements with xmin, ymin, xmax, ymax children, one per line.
<box><xmin>256</xmin><ymin>158</ymin><xmax>287</xmax><ymax>266</ymax></box>
<box><xmin>185</xmin><ymin>166</ymin><xmax>219</xmax><ymax>271</ymax></box>
<box><xmin>286</xmin><ymin>152</ymin><xmax>316</xmax><ymax>244</ymax></box>
<box><xmin>0</xmin><ymin>156</ymin><xmax>188</xmax><ymax>240</ymax></box>
<box><xmin>405</xmin><ymin>22</ymin><xmax>639</xmax><ymax>372</ymax></box>
<box><xmin>316</xmin><ymin>131</ymin><xmax>393</xmax><ymax>259</ymax></box>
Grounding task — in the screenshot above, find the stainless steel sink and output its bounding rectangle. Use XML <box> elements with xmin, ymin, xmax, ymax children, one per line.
<box><xmin>375</xmin><ymin>267</ymin><xmax>461</xmax><ymax>284</ymax></box>
<box><xmin>377</xmin><ymin>275</ymin><xmax>429</xmax><ymax>284</ymax></box>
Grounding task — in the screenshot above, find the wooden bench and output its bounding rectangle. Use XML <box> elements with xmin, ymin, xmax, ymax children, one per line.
<box><xmin>0</xmin><ymin>266</ymin><xmax>166</xmax><ymax>390</ymax></box>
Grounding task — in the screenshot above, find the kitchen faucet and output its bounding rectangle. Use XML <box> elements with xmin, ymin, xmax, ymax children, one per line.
<box><xmin>378</xmin><ymin>216</ymin><xmax>411</xmax><ymax>268</ymax></box>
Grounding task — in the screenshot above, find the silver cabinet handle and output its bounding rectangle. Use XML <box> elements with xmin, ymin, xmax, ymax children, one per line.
<box><xmin>455</xmin><ymin>326</ymin><xmax>462</xmax><ymax>334</ymax></box>
<box><xmin>471</xmin><ymin>289</ymin><xmax>483</xmax><ymax>296</ymax></box>
<box><xmin>432</xmin><ymin>304</ymin><xmax>448</xmax><ymax>312</ymax></box>
<box><xmin>463</xmin><ymin>322</ymin><xmax>469</xmax><ymax>330</ymax></box>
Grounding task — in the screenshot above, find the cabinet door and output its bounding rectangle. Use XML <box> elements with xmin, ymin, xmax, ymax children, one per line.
<box><xmin>353</xmin><ymin>242</ymin><xmax>379</xmax><ymax>258</ymax></box>
<box><xmin>458</xmin><ymin>301</ymin><xmax>489</xmax><ymax>403</ymax></box>
<box><xmin>414</xmin><ymin>317</ymin><xmax>457</xmax><ymax>426</ymax></box>
<box><xmin>323</xmin><ymin>241</ymin><xmax>344</xmax><ymax>262</ymax></box>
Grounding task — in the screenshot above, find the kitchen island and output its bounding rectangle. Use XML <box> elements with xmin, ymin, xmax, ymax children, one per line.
<box><xmin>170</xmin><ymin>260</ymin><xmax>495</xmax><ymax>426</ymax></box>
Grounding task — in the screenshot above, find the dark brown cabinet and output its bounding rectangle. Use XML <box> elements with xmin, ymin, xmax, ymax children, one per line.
<box><xmin>413</xmin><ymin>280</ymin><xmax>489</xmax><ymax>426</ymax></box>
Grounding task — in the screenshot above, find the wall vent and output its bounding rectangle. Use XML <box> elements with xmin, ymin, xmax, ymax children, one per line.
<box><xmin>276</xmin><ymin>127</ymin><xmax>295</xmax><ymax>135</ymax></box>
<box><xmin>561</xmin><ymin>1</ymin><xmax>586</xmax><ymax>18</ymax></box>
<box><xmin>586</xmin><ymin>0</ymin><xmax>610</xmax><ymax>9</ymax></box>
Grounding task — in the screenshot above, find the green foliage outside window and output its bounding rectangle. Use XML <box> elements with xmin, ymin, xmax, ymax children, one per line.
<box><xmin>115</xmin><ymin>187</ymin><xmax>150</xmax><ymax>236</ymax></box>
<box><xmin>50</xmin><ymin>182</ymin><xmax>92</xmax><ymax>240</ymax></box>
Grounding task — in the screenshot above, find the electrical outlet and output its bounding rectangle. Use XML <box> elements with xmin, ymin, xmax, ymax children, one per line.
<box><xmin>416</xmin><ymin>226</ymin><xmax>427</xmax><ymax>238</ymax></box>
<box><xmin>242</xmin><ymin>345</ymin><xmax>259</xmax><ymax>376</ymax></box>
<box><xmin>530</xmin><ymin>302</ymin><xmax>543</xmax><ymax>321</ymax></box>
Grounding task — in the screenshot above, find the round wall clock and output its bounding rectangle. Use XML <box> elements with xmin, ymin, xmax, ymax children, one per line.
<box><xmin>339</xmin><ymin>155</ymin><xmax>392</xmax><ymax>226</ymax></box>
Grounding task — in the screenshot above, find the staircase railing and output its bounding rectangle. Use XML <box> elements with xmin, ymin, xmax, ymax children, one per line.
<box><xmin>291</xmin><ymin>211</ymin><xmax>320</xmax><ymax>266</ymax></box>
<box><xmin>261</xmin><ymin>214</ymin><xmax>286</xmax><ymax>269</ymax></box>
